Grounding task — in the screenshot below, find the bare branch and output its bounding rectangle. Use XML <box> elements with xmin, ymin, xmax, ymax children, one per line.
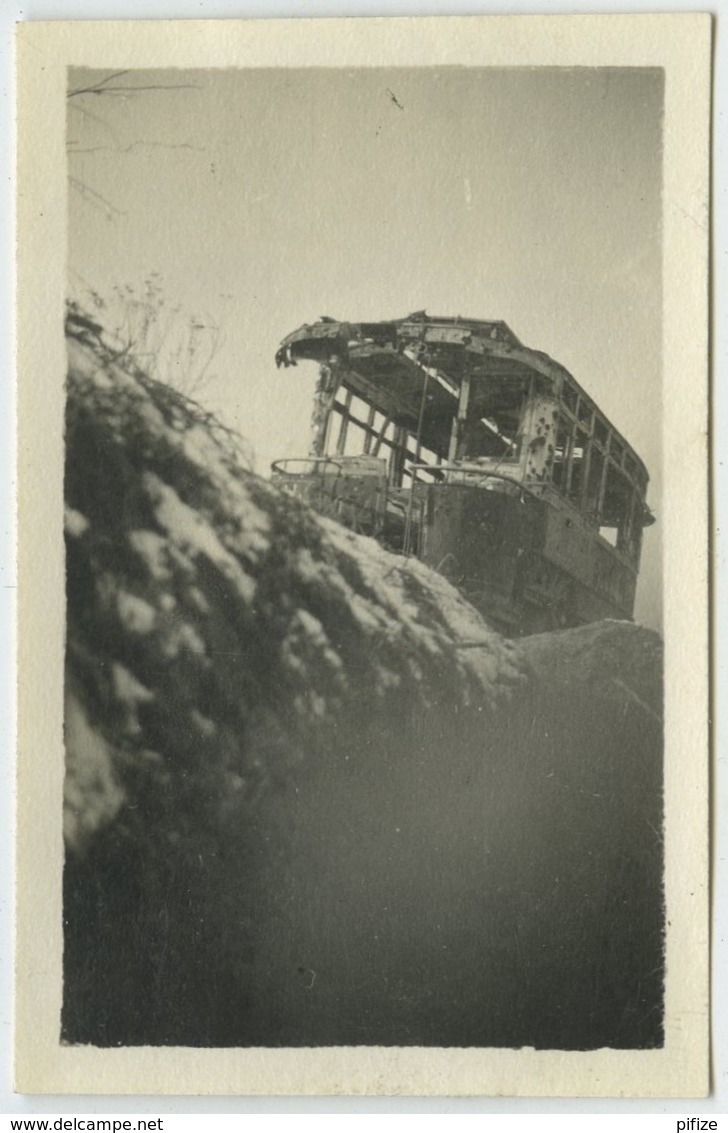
<box><xmin>68</xmin><ymin>72</ymin><xmax>201</xmax><ymax>99</ymax></box>
<box><xmin>68</xmin><ymin>175</ymin><xmax>126</xmax><ymax>218</ymax></box>
<box><xmin>68</xmin><ymin>101</ymin><xmax>122</xmax><ymax>145</ymax></box>
<box><xmin>67</xmin><ymin>70</ymin><xmax>203</xmax><ymax>226</ymax></box>
<box><xmin>86</xmin><ymin>83</ymin><xmax>202</xmax><ymax>94</ymax></box>
<box><xmin>68</xmin><ymin>140</ymin><xmax>204</xmax><ymax>156</ymax></box>
<box><xmin>67</xmin><ymin>70</ymin><xmax>131</xmax><ymax>98</ymax></box>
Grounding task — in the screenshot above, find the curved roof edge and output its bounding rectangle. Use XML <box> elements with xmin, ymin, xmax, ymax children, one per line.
<box><xmin>275</xmin><ymin>314</ymin><xmax>649</xmax><ymax>483</ymax></box>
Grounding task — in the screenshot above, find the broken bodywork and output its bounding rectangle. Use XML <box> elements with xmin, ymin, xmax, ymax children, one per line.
<box><xmin>274</xmin><ymin>313</ymin><xmax>654</xmax><ymax>635</ymax></box>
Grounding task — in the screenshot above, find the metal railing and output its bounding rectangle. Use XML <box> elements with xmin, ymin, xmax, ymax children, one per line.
<box><xmin>271</xmin><ymin>455</ymin><xmax>430</xmax><ymax>555</ymax></box>
<box><xmin>271</xmin><ymin>456</ymin><xmax>345</xmax><ymax>480</ymax></box>
<box><xmin>406</xmin><ymin>463</ymin><xmax>538</xmax><ymax>497</ymax></box>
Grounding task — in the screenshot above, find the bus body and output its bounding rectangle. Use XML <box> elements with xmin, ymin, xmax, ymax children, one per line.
<box><xmin>273</xmin><ymin>313</ymin><xmax>654</xmax><ymax>635</ymax></box>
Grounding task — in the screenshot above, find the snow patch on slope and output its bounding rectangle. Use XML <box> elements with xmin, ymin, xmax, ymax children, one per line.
<box><xmin>145</xmin><ymin>472</ymin><xmax>259</xmax><ymax>605</ymax></box>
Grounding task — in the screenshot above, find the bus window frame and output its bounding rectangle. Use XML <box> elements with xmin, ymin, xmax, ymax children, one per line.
<box><xmin>316</xmin><ymin>360</ymin><xmax>650</xmax><ymax>562</ymax></box>
<box><xmin>549</xmin><ymin>388</ymin><xmax>647</xmax><ymax>558</ymax></box>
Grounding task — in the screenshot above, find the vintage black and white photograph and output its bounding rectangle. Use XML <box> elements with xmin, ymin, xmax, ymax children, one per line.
<box><xmin>14</xmin><ymin>14</ymin><xmax>710</xmax><ymax>1097</ymax></box>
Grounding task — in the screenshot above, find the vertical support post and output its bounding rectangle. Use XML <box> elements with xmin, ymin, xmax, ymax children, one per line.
<box><xmin>597</xmin><ymin>451</ymin><xmax>610</xmax><ymax>521</ymax></box>
<box><xmin>448</xmin><ymin>372</ymin><xmax>471</xmax><ymax>462</ymax></box>
<box><xmin>336</xmin><ymin>389</ymin><xmax>353</xmax><ymax>455</ymax></box>
<box><xmin>580</xmin><ymin>436</ymin><xmax>593</xmax><ymax>510</ymax></box>
<box><xmin>563</xmin><ymin>421</ymin><xmax>576</xmax><ymax>494</ymax></box>
<box><xmin>362</xmin><ymin>405</ymin><xmax>376</xmax><ymax>455</ymax></box>
<box><xmin>310</xmin><ymin>365</ymin><xmax>340</xmax><ymax>459</ymax></box>
<box><xmin>405</xmin><ymin>370</ymin><xmax>431</xmax><ymax>557</ymax></box>
<box><xmin>390</xmin><ymin>426</ymin><xmax>404</xmax><ymax>486</ymax></box>
<box><xmin>371</xmin><ymin>415</ymin><xmax>391</xmax><ymax>457</ymax></box>
<box><xmin>414</xmin><ymin>370</ymin><xmax>429</xmax><ymax>464</ymax></box>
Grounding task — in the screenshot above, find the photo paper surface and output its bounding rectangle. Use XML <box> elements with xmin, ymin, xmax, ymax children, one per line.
<box><xmin>15</xmin><ymin>13</ymin><xmax>710</xmax><ymax>1097</ymax></box>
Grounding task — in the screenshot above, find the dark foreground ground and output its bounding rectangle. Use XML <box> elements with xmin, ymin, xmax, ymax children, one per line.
<box><xmin>62</xmin><ymin>315</ymin><xmax>664</xmax><ymax>1049</ymax></box>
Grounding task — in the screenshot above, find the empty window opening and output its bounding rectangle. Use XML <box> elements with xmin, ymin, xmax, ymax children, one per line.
<box><xmin>577</xmin><ymin>398</ymin><xmax>593</xmax><ymax>430</ymax></box>
<box><xmin>343</xmin><ymin>420</ymin><xmax>369</xmax><ymax>457</ymax></box>
<box><xmin>460</xmin><ymin>388</ymin><xmax>526</xmax><ymax>464</ymax></box>
<box><xmin>610</xmin><ymin>437</ymin><xmax>625</xmax><ymax>466</ymax></box>
<box><xmin>585</xmin><ymin>446</ymin><xmax>605</xmax><ymax>519</ymax></box>
<box><xmin>551</xmin><ymin>420</ymin><xmax>572</xmax><ymax>491</ymax></box>
<box><xmin>594</xmin><ymin>416</ymin><xmax>609</xmax><ymax>448</ymax></box>
<box><xmin>600</xmin><ymin>463</ymin><xmax>632</xmax><ymax>552</ymax></box>
<box><xmin>562</xmin><ymin>383</ymin><xmax>578</xmax><ymax>414</ymax></box>
<box><xmin>463</xmin><ymin>416</ymin><xmax>520</xmax><ymax>461</ymax></box>
<box><xmin>568</xmin><ymin>428</ymin><xmax>589</xmax><ymax>503</ymax></box>
<box><xmin>407</xmin><ymin>443</ymin><xmax>442</xmax><ymax>483</ymax></box>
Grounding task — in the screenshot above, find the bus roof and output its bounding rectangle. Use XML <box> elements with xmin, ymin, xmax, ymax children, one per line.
<box><xmin>275</xmin><ymin>313</ymin><xmax>648</xmax><ymax>481</ymax></box>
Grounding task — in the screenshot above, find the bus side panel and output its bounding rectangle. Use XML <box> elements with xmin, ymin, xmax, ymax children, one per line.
<box><xmin>420</xmin><ymin>486</ymin><xmax>542</xmax><ymax>631</ymax></box>
<box><xmin>419</xmin><ymin>484</ymin><xmax>636</xmax><ymax>632</ymax></box>
<box><xmin>541</xmin><ymin>500</ymin><xmax>637</xmax><ymax>620</ymax></box>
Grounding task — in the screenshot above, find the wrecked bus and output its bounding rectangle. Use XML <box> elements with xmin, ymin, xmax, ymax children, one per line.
<box><xmin>273</xmin><ymin>313</ymin><xmax>654</xmax><ymax>635</ymax></box>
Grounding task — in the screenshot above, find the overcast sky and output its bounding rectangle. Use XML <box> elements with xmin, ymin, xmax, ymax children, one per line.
<box><xmin>67</xmin><ymin>65</ymin><xmax>663</xmax><ymax>628</ymax></box>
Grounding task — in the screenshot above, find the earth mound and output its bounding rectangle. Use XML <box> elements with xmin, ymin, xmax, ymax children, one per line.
<box><xmin>62</xmin><ymin>311</ymin><xmax>663</xmax><ymax>1049</ymax></box>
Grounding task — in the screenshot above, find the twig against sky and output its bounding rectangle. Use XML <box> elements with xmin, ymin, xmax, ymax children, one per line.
<box><xmin>68</xmin><ymin>70</ymin><xmax>202</xmax><ymax>99</ymax></box>
<box><xmin>67</xmin><ymin>70</ymin><xmax>204</xmax><ymax>220</ymax></box>
<box><xmin>68</xmin><ymin>175</ymin><xmax>125</xmax><ymax>219</ymax></box>
<box><xmin>68</xmin><ymin>141</ymin><xmax>205</xmax><ymax>155</ymax></box>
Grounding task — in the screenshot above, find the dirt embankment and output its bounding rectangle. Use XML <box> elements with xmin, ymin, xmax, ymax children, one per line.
<box><xmin>62</xmin><ymin>314</ymin><xmax>664</xmax><ymax>1050</ymax></box>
